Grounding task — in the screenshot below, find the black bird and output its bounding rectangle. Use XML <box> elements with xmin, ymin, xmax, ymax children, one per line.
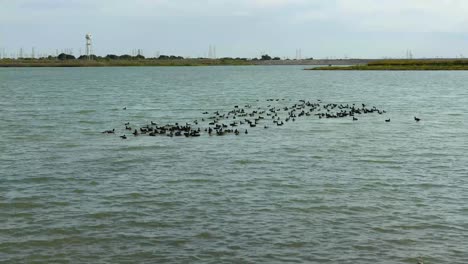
<box><xmin>123</xmin><ymin>107</ymin><xmax>127</xmax><ymax>110</ymax></box>
<box><xmin>353</xmin><ymin>117</ymin><xmax>358</xmax><ymax>121</ymax></box>
<box><xmin>414</xmin><ymin>116</ymin><xmax>421</xmax><ymax>122</ymax></box>
<box><xmin>120</xmin><ymin>135</ymin><xmax>127</xmax><ymax>139</ymax></box>
<box><xmin>245</xmin><ymin>129</ymin><xmax>248</xmax><ymax>134</ymax></box>
<box><xmin>102</xmin><ymin>129</ymin><xmax>115</xmax><ymax>134</ymax></box>
<box><xmin>385</xmin><ymin>119</ymin><xmax>391</xmax><ymax>122</ymax></box>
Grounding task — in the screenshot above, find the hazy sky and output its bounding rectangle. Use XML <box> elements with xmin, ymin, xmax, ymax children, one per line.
<box><xmin>1</xmin><ymin>0</ymin><xmax>468</xmax><ymax>58</ymax></box>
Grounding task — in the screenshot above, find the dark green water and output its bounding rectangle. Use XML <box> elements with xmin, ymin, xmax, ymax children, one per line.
<box><xmin>1</xmin><ymin>66</ymin><xmax>468</xmax><ymax>263</ymax></box>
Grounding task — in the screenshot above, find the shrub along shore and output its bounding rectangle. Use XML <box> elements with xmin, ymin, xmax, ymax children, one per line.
<box><xmin>0</xmin><ymin>53</ymin><xmax>369</xmax><ymax>67</ymax></box>
<box><xmin>0</xmin><ymin>53</ymin><xmax>316</xmax><ymax>67</ymax></box>
<box><xmin>309</xmin><ymin>59</ymin><xmax>468</xmax><ymax>70</ymax></box>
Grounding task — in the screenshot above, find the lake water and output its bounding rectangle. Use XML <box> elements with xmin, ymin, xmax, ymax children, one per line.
<box><xmin>1</xmin><ymin>66</ymin><xmax>468</xmax><ymax>263</ymax></box>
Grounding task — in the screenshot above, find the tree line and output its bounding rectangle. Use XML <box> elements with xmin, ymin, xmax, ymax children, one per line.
<box><xmin>13</xmin><ymin>53</ymin><xmax>311</xmax><ymax>61</ymax></box>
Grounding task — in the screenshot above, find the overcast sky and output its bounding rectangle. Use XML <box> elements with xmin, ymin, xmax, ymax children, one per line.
<box><xmin>1</xmin><ymin>0</ymin><xmax>468</xmax><ymax>58</ymax></box>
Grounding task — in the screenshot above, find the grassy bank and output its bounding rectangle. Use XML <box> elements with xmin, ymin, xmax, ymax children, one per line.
<box><xmin>309</xmin><ymin>59</ymin><xmax>468</xmax><ymax>70</ymax></box>
<box><xmin>0</xmin><ymin>58</ymin><xmax>253</xmax><ymax>67</ymax></box>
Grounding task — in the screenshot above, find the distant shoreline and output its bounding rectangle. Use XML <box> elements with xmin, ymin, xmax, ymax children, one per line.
<box><xmin>0</xmin><ymin>59</ymin><xmax>251</xmax><ymax>67</ymax></box>
<box><xmin>0</xmin><ymin>58</ymin><xmax>372</xmax><ymax>67</ymax></box>
<box><xmin>3</xmin><ymin>58</ymin><xmax>468</xmax><ymax>69</ymax></box>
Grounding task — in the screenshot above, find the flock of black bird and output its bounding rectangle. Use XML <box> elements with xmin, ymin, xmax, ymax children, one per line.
<box><xmin>102</xmin><ymin>99</ymin><xmax>422</xmax><ymax>139</ymax></box>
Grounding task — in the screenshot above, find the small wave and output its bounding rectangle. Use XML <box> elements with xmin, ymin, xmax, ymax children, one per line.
<box><xmin>76</xmin><ymin>110</ymin><xmax>96</xmax><ymax>114</ymax></box>
<box><xmin>110</xmin><ymin>158</ymin><xmax>149</xmax><ymax>166</ymax></box>
<box><xmin>89</xmin><ymin>181</ymin><xmax>98</xmax><ymax>186</ymax></box>
<box><xmin>118</xmin><ymin>145</ymin><xmax>160</xmax><ymax>152</ymax></box>
<box><xmin>194</xmin><ymin>232</ymin><xmax>216</xmax><ymax>239</ymax></box>
<box><xmin>50</xmin><ymin>201</ymin><xmax>70</xmax><ymax>206</ymax></box>
<box><xmin>187</xmin><ymin>178</ymin><xmax>219</xmax><ymax>183</ymax></box>
<box><xmin>269</xmin><ymin>183</ymin><xmax>301</xmax><ymax>189</ymax></box>
<box><xmin>275</xmin><ymin>241</ymin><xmax>307</xmax><ymax>248</ymax></box>
<box><xmin>87</xmin><ymin>212</ymin><xmax>118</xmax><ymax>219</ymax></box>
<box><xmin>371</xmin><ymin>226</ymin><xmax>400</xmax><ymax>234</ymax></box>
<box><xmin>406</xmin><ymin>183</ymin><xmax>448</xmax><ymax>189</ymax></box>
<box><xmin>78</xmin><ymin>120</ymin><xmax>99</xmax><ymax>124</ymax></box>
<box><xmin>46</xmin><ymin>227</ymin><xmax>81</xmax><ymax>235</ymax></box>
<box><xmin>309</xmin><ymin>129</ymin><xmax>334</xmax><ymax>132</ymax></box>
<box><xmin>168</xmin><ymin>239</ymin><xmax>189</xmax><ymax>246</ymax></box>
<box><xmin>56</xmin><ymin>142</ymin><xmax>81</xmax><ymax>148</ymax></box>
<box><xmin>102</xmin><ymin>191</ymin><xmax>152</xmax><ymax>200</ymax></box>
<box><xmin>0</xmin><ymin>202</ymin><xmax>44</xmax><ymax>209</ymax></box>
<box><xmin>355</xmin><ymin>159</ymin><xmax>398</xmax><ymax>164</ymax></box>
<box><xmin>385</xmin><ymin>238</ymin><xmax>417</xmax><ymax>245</ymax></box>
<box><xmin>310</xmin><ymin>155</ymin><xmax>323</xmax><ymax>159</ymax></box>
<box><xmin>126</xmin><ymin>220</ymin><xmax>173</xmax><ymax>229</ymax></box>
<box><xmin>26</xmin><ymin>176</ymin><xmax>56</xmax><ymax>183</ymax></box>
<box><xmin>235</xmin><ymin>159</ymin><xmax>255</xmax><ymax>165</ymax></box>
<box><xmin>352</xmin><ymin>244</ymin><xmax>379</xmax><ymax>251</ymax></box>
<box><xmin>234</xmin><ymin>159</ymin><xmax>273</xmax><ymax>165</ymax></box>
<box><xmin>164</xmin><ymin>178</ymin><xmax>218</xmax><ymax>185</ymax></box>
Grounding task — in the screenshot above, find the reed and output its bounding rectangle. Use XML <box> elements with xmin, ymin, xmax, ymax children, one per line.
<box><xmin>309</xmin><ymin>59</ymin><xmax>468</xmax><ymax>70</ymax></box>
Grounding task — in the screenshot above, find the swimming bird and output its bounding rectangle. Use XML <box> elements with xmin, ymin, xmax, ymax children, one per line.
<box><xmin>102</xmin><ymin>129</ymin><xmax>115</xmax><ymax>134</ymax></box>
<box><xmin>385</xmin><ymin>119</ymin><xmax>391</xmax><ymax>122</ymax></box>
<box><xmin>120</xmin><ymin>135</ymin><xmax>127</xmax><ymax>139</ymax></box>
<box><xmin>123</xmin><ymin>107</ymin><xmax>127</xmax><ymax>110</ymax></box>
<box><xmin>414</xmin><ymin>116</ymin><xmax>421</xmax><ymax>122</ymax></box>
<box><xmin>353</xmin><ymin>117</ymin><xmax>358</xmax><ymax>121</ymax></box>
<box><xmin>245</xmin><ymin>129</ymin><xmax>248</xmax><ymax>134</ymax></box>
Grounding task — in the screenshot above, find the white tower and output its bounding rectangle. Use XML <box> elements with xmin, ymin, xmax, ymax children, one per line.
<box><xmin>85</xmin><ymin>33</ymin><xmax>92</xmax><ymax>59</ymax></box>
